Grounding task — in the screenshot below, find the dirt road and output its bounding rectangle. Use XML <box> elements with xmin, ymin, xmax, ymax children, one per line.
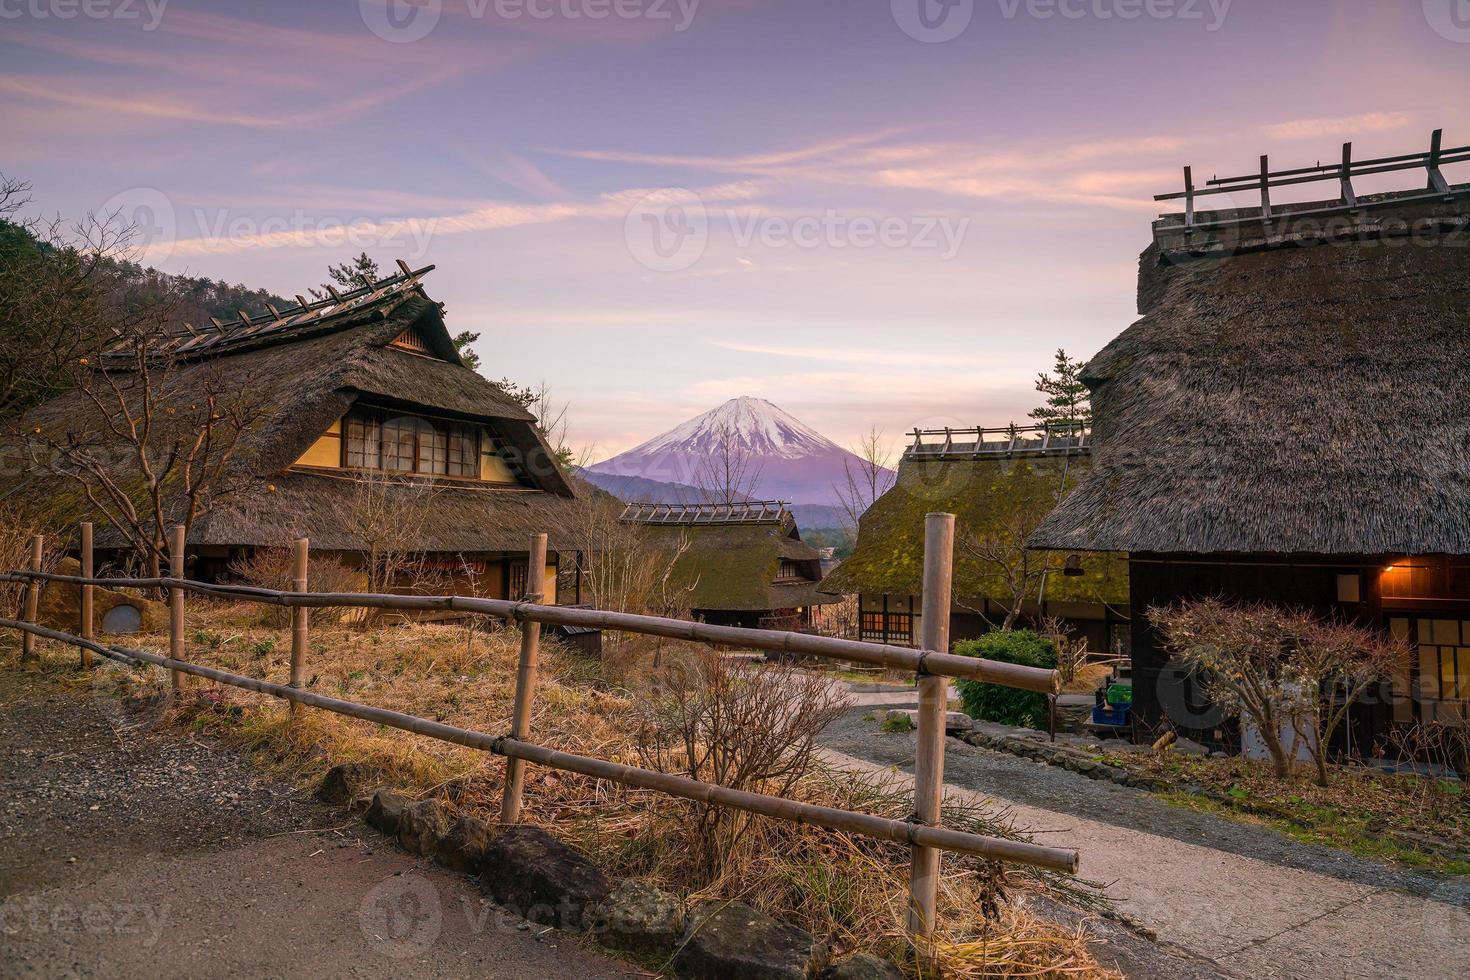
<box><xmin>0</xmin><ymin>668</ymin><xmax>637</xmax><ymax>979</ymax></box>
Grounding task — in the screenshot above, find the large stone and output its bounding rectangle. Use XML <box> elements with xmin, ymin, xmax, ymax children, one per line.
<box><xmin>315</xmin><ymin>763</ymin><xmax>371</xmax><ymax>806</ymax></box>
<box><xmin>673</xmin><ymin>901</ymin><xmax>823</xmax><ymax>980</ymax></box>
<box><xmin>822</xmin><ymin>953</ymin><xmax>905</xmax><ymax>980</ymax></box>
<box><xmin>434</xmin><ymin>815</ymin><xmax>493</xmax><ymax>873</ymax></box>
<box><xmin>397</xmin><ymin>799</ymin><xmax>451</xmax><ymax>856</ymax></box>
<box><xmin>592</xmin><ymin>880</ymin><xmax>684</xmax><ymax>954</ymax></box>
<box><xmin>479</xmin><ymin>826</ymin><xmax>611</xmax><ymax>930</ymax></box>
<box><xmin>364</xmin><ymin>788</ymin><xmax>407</xmax><ymax>836</ymax></box>
<box><xmin>884</xmin><ymin>708</ymin><xmax>973</xmax><ymax>733</ymax></box>
<box><xmin>37</xmin><ymin>557</ymin><xmax>166</xmax><ymax>636</ymax></box>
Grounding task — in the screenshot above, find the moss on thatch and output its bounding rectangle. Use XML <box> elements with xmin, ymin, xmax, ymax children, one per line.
<box><xmin>821</xmin><ymin>453</ymin><xmax>1128</xmax><ymax>605</ymax></box>
<box><xmin>1033</xmin><ymin>195</ymin><xmax>1470</xmax><ymax>556</ymax></box>
<box><xmin>640</xmin><ymin>521</ymin><xmax>833</xmax><ymax>612</ymax></box>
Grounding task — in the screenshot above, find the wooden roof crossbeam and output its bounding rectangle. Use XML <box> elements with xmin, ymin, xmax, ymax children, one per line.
<box><xmin>904</xmin><ymin>422</ymin><xmax>1089</xmax><ymax>462</ymax></box>
<box><xmin>619</xmin><ymin>500</ymin><xmax>792</xmax><ymax>526</ymax></box>
<box><xmin>1156</xmin><ymin>129</ymin><xmax>1469</xmax><ymax>234</ymax></box>
<box><xmin>100</xmin><ymin>262</ymin><xmax>437</xmax><ymax>363</ymax></box>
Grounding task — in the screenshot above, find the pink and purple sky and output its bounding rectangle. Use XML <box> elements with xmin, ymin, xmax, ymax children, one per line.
<box><xmin>4</xmin><ymin>0</ymin><xmax>1468</xmax><ymax>459</ymax></box>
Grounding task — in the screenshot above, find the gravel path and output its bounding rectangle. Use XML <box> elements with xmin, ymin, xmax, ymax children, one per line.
<box><xmin>822</xmin><ymin>704</ymin><xmax>1470</xmax><ymax>980</ymax></box>
<box><xmin>0</xmin><ymin>667</ymin><xmax>637</xmax><ymax>979</ymax></box>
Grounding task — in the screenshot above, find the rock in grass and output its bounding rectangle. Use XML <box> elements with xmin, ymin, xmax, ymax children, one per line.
<box><xmin>673</xmin><ymin>901</ymin><xmax>823</xmax><ymax>980</ymax></box>
<box><xmin>822</xmin><ymin>952</ymin><xmax>905</xmax><ymax>980</ymax></box>
<box><xmin>435</xmin><ymin>815</ymin><xmax>493</xmax><ymax>873</ymax></box>
<box><xmin>398</xmin><ymin>799</ymin><xmax>452</xmax><ymax>856</ymax></box>
<box><xmin>479</xmin><ymin>826</ymin><xmax>611</xmax><ymax>930</ymax></box>
<box><xmin>316</xmin><ymin>763</ymin><xmax>371</xmax><ymax>806</ymax></box>
<box><xmin>364</xmin><ymin>788</ymin><xmax>407</xmax><ymax>836</ymax></box>
<box><xmin>593</xmin><ymin>880</ymin><xmax>684</xmax><ymax>954</ymax></box>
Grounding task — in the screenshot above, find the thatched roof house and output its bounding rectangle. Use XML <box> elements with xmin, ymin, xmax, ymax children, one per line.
<box><xmin>8</xmin><ymin>264</ymin><xmax>585</xmax><ymax>603</ymax></box>
<box><xmin>621</xmin><ymin>501</ymin><xmax>836</xmax><ymax>629</ymax></box>
<box><xmin>1033</xmin><ymin>136</ymin><xmax>1470</xmax><ymax>746</ymax></box>
<box><xmin>822</xmin><ymin>425</ymin><xmax>1128</xmax><ymax>652</ymax></box>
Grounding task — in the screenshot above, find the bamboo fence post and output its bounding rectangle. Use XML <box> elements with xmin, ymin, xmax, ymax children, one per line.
<box><xmin>20</xmin><ymin>534</ymin><xmax>42</xmax><ymax>663</ymax></box>
<box><xmin>80</xmin><ymin>523</ymin><xmax>94</xmax><ymax>669</ymax></box>
<box><xmin>500</xmin><ymin>532</ymin><xmax>548</xmax><ymax>825</ymax></box>
<box><xmin>906</xmin><ymin>512</ymin><xmax>956</xmax><ymax>956</ymax></box>
<box><xmin>288</xmin><ymin>538</ymin><xmax>309</xmax><ymax>723</ymax></box>
<box><xmin>169</xmin><ymin>525</ymin><xmax>185</xmax><ymax>692</ymax></box>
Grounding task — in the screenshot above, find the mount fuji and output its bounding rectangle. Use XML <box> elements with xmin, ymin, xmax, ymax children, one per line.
<box><xmin>584</xmin><ymin>397</ymin><xmax>882</xmax><ymax>513</ymax></box>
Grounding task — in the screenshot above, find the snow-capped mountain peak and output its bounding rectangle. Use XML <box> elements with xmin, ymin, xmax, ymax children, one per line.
<box><xmin>587</xmin><ymin>397</ymin><xmax>882</xmax><ymax>508</ymax></box>
<box><xmin>630</xmin><ymin>397</ymin><xmax>841</xmax><ymax>461</ymax></box>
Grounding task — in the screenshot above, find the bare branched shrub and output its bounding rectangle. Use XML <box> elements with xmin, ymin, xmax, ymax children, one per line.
<box><xmin>832</xmin><ymin>427</ymin><xmax>895</xmax><ymax>539</ymax></box>
<box><xmin>1387</xmin><ymin>722</ymin><xmax>1470</xmax><ymax>817</ymax></box>
<box><xmin>1151</xmin><ymin>598</ymin><xmax>1402</xmax><ymax>784</ymax></box>
<box><xmin>635</xmin><ymin>652</ymin><xmax>848</xmax><ymax>882</ymax></box>
<box><xmin>0</xmin><ymin>505</ymin><xmax>56</xmax><ymax>617</ymax></box>
<box><xmin>227</xmin><ymin>547</ymin><xmax>362</xmax><ymax>626</ymax></box>
<box><xmin>338</xmin><ymin>471</ymin><xmax>440</xmax><ymax>594</ymax></box>
<box><xmin>563</xmin><ymin>492</ymin><xmax>694</xmax><ymax>661</ymax></box>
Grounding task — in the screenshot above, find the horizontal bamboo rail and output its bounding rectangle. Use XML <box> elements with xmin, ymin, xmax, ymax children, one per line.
<box><xmin>0</xmin><ymin>571</ymin><xmax>1059</xmax><ymax>694</ymax></box>
<box><xmin>0</xmin><ymin>614</ymin><xmax>1079</xmax><ymax>874</ymax></box>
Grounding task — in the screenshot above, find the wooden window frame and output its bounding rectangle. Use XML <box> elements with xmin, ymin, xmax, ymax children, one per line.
<box><xmin>340</xmin><ymin>406</ymin><xmax>484</xmax><ymax>481</ymax></box>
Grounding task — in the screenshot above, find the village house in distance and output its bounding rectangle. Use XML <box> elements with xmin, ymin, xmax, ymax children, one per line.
<box><xmin>1032</xmin><ymin>131</ymin><xmax>1470</xmax><ymax>752</ymax></box>
<box><xmin>12</xmin><ymin>264</ymin><xmax>587</xmax><ymax>604</ymax></box>
<box><xmin>620</xmin><ymin>500</ymin><xmax>836</xmax><ymax>630</ymax></box>
<box><xmin>822</xmin><ymin>424</ymin><xmax>1129</xmax><ymax>652</ymax></box>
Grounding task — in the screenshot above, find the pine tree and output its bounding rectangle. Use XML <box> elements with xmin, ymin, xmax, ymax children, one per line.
<box><xmin>311</xmin><ymin>252</ymin><xmax>380</xmax><ymax>298</ymax></box>
<box><xmin>452</xmin><ymin>331</ymin><xmax>481</xmax><ymax>372</ymax></box>
<box><xmin>1028</xmin><ymin>348</ymin><xmax>1091</xmax><ymax>430</ymax></box>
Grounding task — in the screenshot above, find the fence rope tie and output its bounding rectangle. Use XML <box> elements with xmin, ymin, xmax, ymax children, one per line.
<box><xmin>509</xmin><ymin>592</ymin><xmax>545</xmax><ymax>624</ymax></box>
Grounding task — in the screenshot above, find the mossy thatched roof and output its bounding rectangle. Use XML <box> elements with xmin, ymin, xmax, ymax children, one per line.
<box><xmin>821</xmin><ymin>453</ymin><xmax>1128</xmax><ymax>605</ymax></box>
<box><xmin>5</xmin><ymin>280</ymin><xmax>582</xmax><ymax>553</ymax></box>
<box><xmin>640</xmin><ymin>521</ymin><xmax>835</xmax><ymax>612</ymax></box>
<box><xmin>1032</xmin><ymin>192</ymin><xmax>1470</xmax><ymax>556</ymax></box>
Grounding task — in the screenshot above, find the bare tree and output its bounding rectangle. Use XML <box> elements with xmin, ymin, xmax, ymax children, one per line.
<box><xmin>692</xmin><ymin>420</ymin><xmax>764</xmax><ymax>505</ymax></box>
<box><xmin>636</xmin><ymin>652</ymin><xmax>848</xmax><ymax>881</ymax></box>
<box><xmin>26</xmin><ymin>313</ymin><xmax>268</xmax><ymax>578</ymax></box>
<box><xmin>563</xmin><ymin>492</ymin><xmax>695</xmax><ymax>655</ymax></box>
<box><xmin>959</xmin><ymin>503</ymin><xmax>1067</xmax><ymax>631</ymax></box>
<box><xmin>0</xmin><ymin>180</ymin><xmax>145</xmax><ymax>419</ymax></box>
<box><xmin>340</xmin><ymin>470</ymin><xmax>441</xmax><ymax>593</ymax></box>
<box><xmin>832</xmin><ymin>426</ymin><xmax>895</xmax><ymax>536</ymax></box>
<box><xmin>1286</xmin><ymin>617</ymin><xmax>1404</xmax><ymax>787</ymax></box>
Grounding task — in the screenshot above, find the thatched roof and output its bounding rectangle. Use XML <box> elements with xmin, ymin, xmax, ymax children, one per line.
<box><xmin>5</xmin><ymin>272</ymin><xmax>582</xmax><ymax>553</ymax></box>
<box><xmin>1031</xmin><ymin>188</ymin><xmax>1470</xmax><ymax>556</ymax></box>
<box><xmin>821</xmin><ymin>448</ymin><xmax>1128</xmax><ymax>605</ymax></box>
<box><xmin>632</xmin><ymin>511</ymin><xmax>837</xmax><ymax>612</ymax></box>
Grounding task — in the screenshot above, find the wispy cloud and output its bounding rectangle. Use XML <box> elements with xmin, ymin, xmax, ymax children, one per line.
<box><xmin>1261</xmin><ymin>111</ymin><xmax>1414</xmax><ymax>140</ymax></box>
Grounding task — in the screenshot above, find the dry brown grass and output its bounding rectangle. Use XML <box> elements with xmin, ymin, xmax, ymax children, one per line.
<box><xmin>16</xmin><ymin>601</ymin><xmax>1119</xmax><ymax>978</ymax></box>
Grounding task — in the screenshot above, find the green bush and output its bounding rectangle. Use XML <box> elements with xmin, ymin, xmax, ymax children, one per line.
<box><xmin>953</xmin><ymin>630</ymin><xmax>1057</xmax><ymax>729</ymax></box>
